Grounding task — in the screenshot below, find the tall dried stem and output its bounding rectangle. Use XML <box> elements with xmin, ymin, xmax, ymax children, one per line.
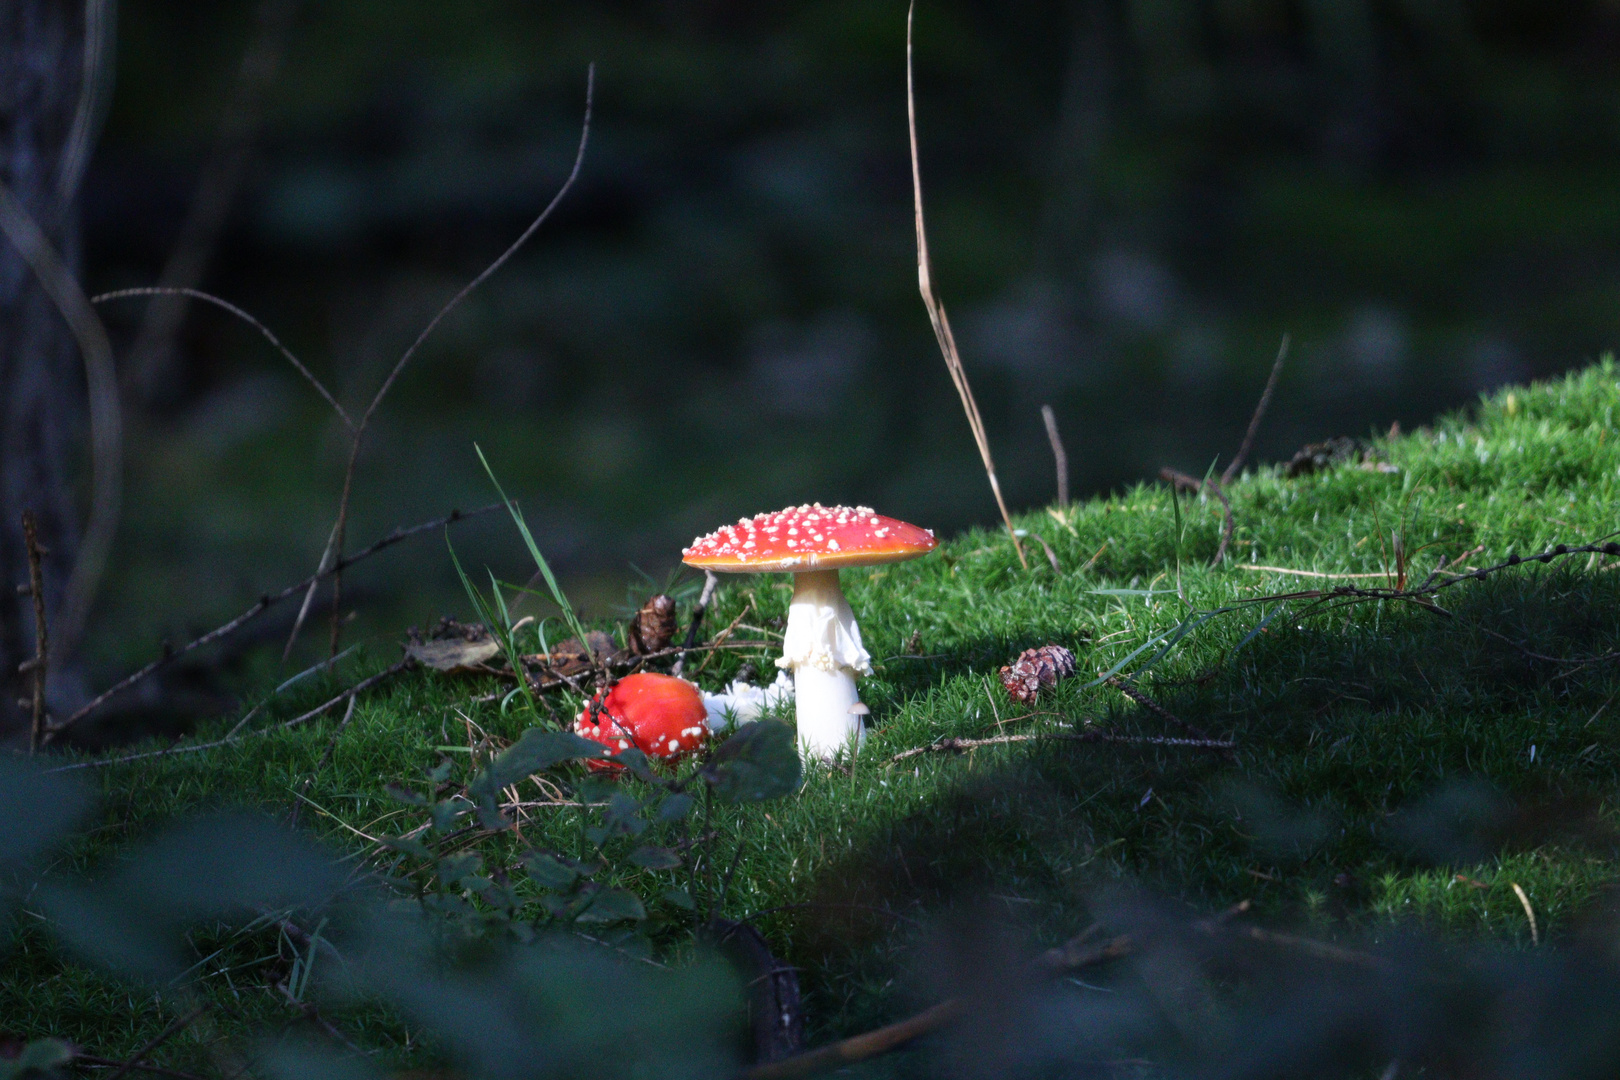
<box><xmin>906</xmin><ymin>3</ymin><xmax>1026</xmax><ymax>569</ymax></box>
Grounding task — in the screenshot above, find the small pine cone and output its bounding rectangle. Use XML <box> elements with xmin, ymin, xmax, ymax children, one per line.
<box><xmin>628</xmin><ymin>593</ymin><xmax>678</xmax><ymax>654</ymax></box>
<box><xmin>999</xmin><ymin>644</ymin><xmax>1078</xmax><ymax>705</ymax></box>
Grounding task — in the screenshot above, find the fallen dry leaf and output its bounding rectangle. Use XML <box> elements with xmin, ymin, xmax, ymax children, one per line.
<box><xmin>406</xmin><ymin>637</ymin><xmax>502</xmax><ymax>673</ymax></box>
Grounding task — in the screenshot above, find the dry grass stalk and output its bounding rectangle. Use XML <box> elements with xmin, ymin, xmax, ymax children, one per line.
<box><xmin>1222</xmin><ymin>334</ymin><xmax>1290</xmax><ymax>486</ymax></box>
<box><xmin>906</xmin><ymin>3</ymin><xmax>1026</xmax><ymax>569</ymax></box>
<box><xmin>1041</xmin><ymin>403</ymin><xmax>1069</xmax><ymax>508</ymax></box>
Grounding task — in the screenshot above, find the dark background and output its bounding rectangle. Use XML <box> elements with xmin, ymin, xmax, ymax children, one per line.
<box><xmin>74</xmin><ymin>1</ymin><xmax>1620</xmax><ymax>698</ymax></box>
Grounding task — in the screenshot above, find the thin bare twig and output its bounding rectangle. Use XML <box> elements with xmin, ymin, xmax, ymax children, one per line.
<box><xmin>1041</xmin><ymin>404</ymin><xmax>1069</xmax><ymax>509</ymax></box>
<box><xmin>289</xmin><ymin>63</ymin><xmax>596</xmax><ymax>662</ymax></box>
<box><xmin>672</xmin><ymin>569</ymin><xmax>719</xmax><ymax>678</ymax></box>
<box><xmin>289</xmin><ymin>694</ymin><xmax>360</xmax><ymax>828</ymax></box>
<box><xmin>745</xmin><ymin>1000</ymin><xmax>963</xmax><ymax>1080</ymax></box>
<box><xmin>72</xmin><ymin>1054</ymin><xmax>211</xmax><ymax>1080</ymax></box>
<box><xmin>22</xmin><ymin>511</ymin><xmax>48</xmax><ymax>753</ymax></box>
<box><xmin>43</xmin><ymin>504</ymin><xmax>496</xmax><ymax>741</ymax></box>
<box><xmin>274</xmin><ymin>978</ymin><xmax>364</xmax><ymax>1054</ymax></box>
<box><xmin>890</xmin><ymin>728</ymin><xmax>1235</xmax><ymax>763</ymax></box>
<box><xmin>907</xmin><ymin>4</ymin><xmax>1026</xmax><ymax>570</ymax></box>
<box><xmin>46</xmin><ymin>659</ymin><xmax>409</xmax><ymax>773</ymax></box>
<box><xmin>94</xmin><ymin>287</ymin><xmax>352</xmax><ymax>429</ymax></box>
<box><xmin>1107</xmin><ymin>675</ymin><xmax>1222</xmax><ymax>745</ymax></box>
<box><xmin>1222</xmin><ymin>334</ymin><xmax>1289</xmax><ymax>486</ymax></box>
<box><xmin>744</xmin><ymin>925</ymin><xmax>1130</xmax><ymax>1079</ymax></box>
<box><xmin>0</xmin><ymin>178</ymin><xmax>121</xmax><ymax>661</ymax></box>
<box><xmin>1236</xmin><ymin>565</ymin><xmax>1391</xmax><ymax>580</ymax></box>
<box><xmin>691</xmin><ymin>599</ymin><xmax>753</xmax><ymax>677</ymax></box>
<box><xmin>1033</xmin><ymin>532</ymin><xmax>1061</xmax><ymax>572</ymax></box>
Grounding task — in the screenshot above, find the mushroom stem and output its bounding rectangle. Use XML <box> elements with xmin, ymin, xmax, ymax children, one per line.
<box><xmin>778</xmin><ymin>568</ymin><xmax>871</xmax><ymax>760</ymax></box>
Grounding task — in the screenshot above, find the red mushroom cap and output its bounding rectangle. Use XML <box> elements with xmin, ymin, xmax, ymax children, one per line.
<box><xmin>681</xmin><ymin>504</ymin><xmax>936</xmax><ymax>574</ymax></box>
<box><xmin>575</xmin><ymin>673</ymin><xmax>710</xmax><ymax>769</ymax></box>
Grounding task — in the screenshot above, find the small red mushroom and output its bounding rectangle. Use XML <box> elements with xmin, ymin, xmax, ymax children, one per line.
<box><xmin>575</xmin><ymin>673</ymin><xmax>710</xmax><ymax>770</ymax></box>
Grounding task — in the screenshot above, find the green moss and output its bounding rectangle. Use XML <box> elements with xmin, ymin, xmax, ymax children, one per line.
<box><xmin>10</xmin><ymin>359</ymin><xmax>1620</xmax><ymax>1064</ymax></box>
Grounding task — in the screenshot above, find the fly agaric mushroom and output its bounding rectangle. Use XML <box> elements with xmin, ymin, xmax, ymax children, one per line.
<box><xmin>576</xmin><ymin>672</ymin><xmax>710</xmax><ymax>769</ymax></box>
<box><xmin>682</xmin><ymin>504</ymin><xmax>936</xmax><ymax>760</ymax></box>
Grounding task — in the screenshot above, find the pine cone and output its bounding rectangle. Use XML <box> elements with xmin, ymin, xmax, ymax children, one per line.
<box><xmin>999</xmin><ymin>644</ymin><xmax>1078</xmax><ymax>705</ymax></box>
<box><xmin>628</xmin><ymin>593</ymin><xmax>678</xmax><ymax>655</ymax></box>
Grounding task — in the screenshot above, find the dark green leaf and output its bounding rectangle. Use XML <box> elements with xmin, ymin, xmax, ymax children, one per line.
<box><xmin>700</xmin><ymin>721</ymin><xmax>802</xmax><ymax>803</ymax></box>
<box><xmin>0</xmin><ymin>1038</ymin><xmax>74</xmax><ymax>1080</ymax></box>
<box><xmin>380</xmin><ymin>834</ymin><xmax>433</xmax><ymax>861</ymax></box>
<box><xmin>657</xmin><ymin>793</ymin><xmax>695</xmax><ymax>822</ymax></box>
<box><xmin>574</xmin><ymin>887</ymin><xmax>647</xmax><ymax>924</ymax></box>
<box><xmin>628</xmin><ymin>846</ymin><xmax>682</xmax><ymax>870</ymax></box>
<box><xmin>481</xmin><ymin>728</ymin><xmax>608</xmax><ymax>790</ymax></box>
<box><xmin>523</xmin><ymin>852</ymin><xmax>580</xmax><ymax>890</ymax></box>
<box><xmin>605</xmin><ymin>792</ymin><xmax>649</xmax><ymax>837</ymax></box>
<box><xmin>384</xmin><ymin>783</ymin><xmax>429</xmax><ymax>807</ymax></box>
<box><xmin>0</xmin><ymin>759</ymin><xmax>89</xmax><ymax>870</ymax></box>
<box><xmin>430</xmin><ymin>800</ymin><xmax>465</xmax><ymax>832</ymax></box>
<box><xmin>438</xmin><ymin>853</ymin><xmax>481</xmax><ymax>888</ymax></box>
<box><xmin>662</xmin><ymin>887</ymin><xmax>695</xmax><ymax>910</ymax></box>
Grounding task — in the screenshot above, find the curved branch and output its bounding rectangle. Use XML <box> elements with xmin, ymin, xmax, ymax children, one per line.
<box><xmin>286</xmin><ymin>62</ymin><xmax>596</xmax><ymax>659</ymax></box>
<box><xmin>93</xmin><ymin>286</ymin><xmax>353</xmax><ymax>430</ymax></box>
<box><xmin>0</xmin><ymin>179</ymin><xmax>121</xmax><ymax>660</ymax></box>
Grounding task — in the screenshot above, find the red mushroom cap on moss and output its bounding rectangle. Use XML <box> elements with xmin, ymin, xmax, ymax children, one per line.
<box><xmin>575</xmin><ymin>673</ymin><xmax>710</xmax><ymax>768</ymax></box>
<box><xmin>681</xmin><ymin>504</ymin><xmax>936</xmax><ymax>573</ymax></box>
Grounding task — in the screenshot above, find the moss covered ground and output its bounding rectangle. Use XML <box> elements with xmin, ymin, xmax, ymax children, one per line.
<box><xmin>6</xmin><ymin>362</ymin><xmax>1620</xmax><ymax>1074</ymax></box>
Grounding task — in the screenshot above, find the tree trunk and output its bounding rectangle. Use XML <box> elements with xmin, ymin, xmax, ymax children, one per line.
<box><xmin>0</xmin><ymin>1</ymin><xmax>87</xmax><ymax>743</ymax></box>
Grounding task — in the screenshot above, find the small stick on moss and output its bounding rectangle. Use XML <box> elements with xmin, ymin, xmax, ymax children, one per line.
<box><xmin>1222</xmin><ymin>334</ymin><xmax>1289</xmax><ymax>486</ymax></box>
<box><xmin>43</xmin><ymin>503</ymin><xmax>497</xmax><ymax>742</ymax></box>
<box><xmin>907</xmin><ymin>2</ymin><xmax>1025</xmax><ymax>570</ymax></box>
<box><xmin>1032</xmin><ymin>533</ymin><xmax>1061</xmax><ymax>572</ymax></box>
<box><xmin>672</xmin><ymin>570</ymin><xmax>719</xmax><ymax>678</ymax></box>
<box><xmin>1511</xmin><ymin>882</ymin><xmax>1539</xmax><ymax>945</ymax></box>
<box><xmin>289</xmin><ymin>694</ymin><xmax>360</xmax><ymax>828</ymax></box>
<box><xmin>691</xmin><ymin>598</ymin><xmax>753</xmax><ymax>677</ymax></box>
<box><xmin>1041</xmin><ymin>404</ymin><xmax>1069</xmax><ymax>509</ymax></box>
<box><xmin>47</xmin><ymin>659</ymin><xmax>409</xmax><ymax>773</ymax></box>
<box><xmin>21</xmin><ymin>511</ymin><xmax>48</xmax><ymax>753</ymax></box>
<box><xmin>72</xmin><ymin>1054</ymin><xmax>210</xmax><ymax>1080</ymax></box>
<box><xmin>890</xmin><ymin>728</ymin><xmax>1235</xmax><ymax>763</ymax></box>
<box><xmin>744</xmin><ymin>925</ymin><xmax>1130</xmax><ymax>1079</ymax></box>
<box><xmin>1107</xmin><ymin>675</ymin><xmax>1223</xmax><ymax>746</ymax></box>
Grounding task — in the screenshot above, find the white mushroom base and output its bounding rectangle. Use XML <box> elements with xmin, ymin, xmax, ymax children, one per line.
<box><xmin>777</xmin><ymin>568</ymin><xmax>871</xmax><ymax>760</ymax></box>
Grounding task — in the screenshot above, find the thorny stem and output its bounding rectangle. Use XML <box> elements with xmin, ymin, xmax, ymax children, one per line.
<box><xmin>23</xmin><ymin>511</ymin><xmax>48</xmax><ymax>753</ymax></box>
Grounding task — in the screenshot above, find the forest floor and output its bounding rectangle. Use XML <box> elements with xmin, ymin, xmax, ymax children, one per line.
<box><xmin>6</xmin><ymin>361</ymin><xmax>1620</xmax><ymax>1077</ymax></box>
